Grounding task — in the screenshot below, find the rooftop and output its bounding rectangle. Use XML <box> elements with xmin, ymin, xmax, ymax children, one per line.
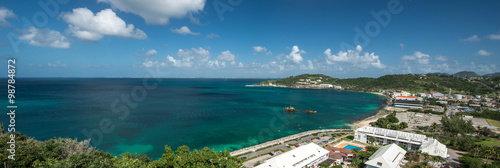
<box><xmin>357</xmin><ymin>126</ymin><xmax>428</xmax><ymax>143</ymax></box>
<box><xmin>366</xmin><ymin>144</ymin><xmax>407</xmax><ymax>168</ymax></box>
<box><xmin>255</xmin><ymin>143</ymin><xmax>329</xmax><ymax>168</ymax></box>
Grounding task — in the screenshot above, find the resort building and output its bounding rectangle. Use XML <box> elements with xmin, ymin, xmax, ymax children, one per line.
<box><xmin>325</xmin><ymin>147</ymin><xmax>353</xmax><ymax>165</ymax></box>
<box><xmin>365</xmin><ymin>143</ymin><xmax>406</xmax><ymax>168</ymax></box>
<box><xmin>394</xmin><ymin>99</ymin><xmax>423</xmax><ymax>109</ymax></box>
<box><xmin>354</xmin><ymin>126</ymin><xmax>447</xmax><ymax>158</ymax></box>
<box><xmin>255</xmin><ymin>143</ymin><xmax>329</xmax><ymax>168</ymax></box>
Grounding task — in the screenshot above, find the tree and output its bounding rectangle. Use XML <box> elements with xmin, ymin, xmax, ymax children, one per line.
<box><xmin>399</xmin><ymin>122</ymin><xmax>408</xmax><ymax>130</ymax></box>
<box><xmin>318</xmin><ymin>162</ymin><xmax>330</xmax><ymax>168</ymax></box>
<box><xmin>254</xmin><ymin>161</ymin><xmax>261</xmax><ymax>166</ymax></box>
<box><xmin>369</xmin><ymin>137</ymin><xmax>376</xmax><ymax>144</ymax></box>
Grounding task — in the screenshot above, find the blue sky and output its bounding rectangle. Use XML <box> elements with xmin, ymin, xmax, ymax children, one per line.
<box><xmin>0</xmin><ymin>0</ymin><xmax>499</xmax><ymax>78</ymax></box>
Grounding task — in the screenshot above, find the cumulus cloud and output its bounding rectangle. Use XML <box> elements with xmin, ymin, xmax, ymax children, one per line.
<box><xmin>163</xmin><ymin>47</ymin><xmax>211</xmax><ymax>68</ymax></box>
<box><xmin>400</xmin><ymin>43</ymin><xmax>404</xmax><ymax>49</ymax></box>
<box><xmin>146</xmin><ymin>49</ymin><xmax>157</xmax><ymax>56</ymax></box>
<box><xmin>460</xmin><ymin>35</ymin><xmax>480</xmax><ymax>42</ymax></box>
<box><xmin>170</xmin><ymin>26</ymin><xmax>199</xmax><ymax>35</ymax></box>
<box><xmin>97</xmin><ymin>0</ymin><xmax>205</xmax><ymax>25</ymax></box>
<box><xmin>477</xmin><ymin>49</ymin><xmax>492</xmax><ymax>56</ymax></box>
<box><xmin>61</xmin><ymin>8</ymin><xmax>147</xmax><ymax>41</ymax></box>
<box><xmin>0</xmin><ymin>7</ymin><xmax>16</xmax><ymax>26</ymax></box>
<box><xmin>47</xmin><ymin>61</ymin><xmax>69</xmax><ymax>68</ymax></box>
<box><xmin>435</xmin><ymin>55</ymin><xmax>448</xmax><ymax>62</ymax></box>
<box><xmin>205</xmin><ymin>33</ymin><xmax>219</xmax><ymax>39</ymax></box>
<box><xmin>487</xmin><ymin>31</ymin><xmax>500</xmax><ymax>40</ymax></box>
<box><xmin>19</xmin><ymin>27</ymin><xmax>70</xmax><ymax>49</ymax></box>
<box><xmin>217</xmin><ymin>50</ymin><xmax>235</xmax><ymax>62</ymax></box>
<box><xmin>324</xmin><ymin>45</ymin><xmax>385</xmax><ymax>69</ymax></box>
<box><xmin>253</xmin><ymin>46</ymin><xmax>267</xmax><ymax>53</ymax></box>
<box><xmin>402</xmin><ymin>51</ymin><xmax>430</xmax><ymax>64</ymax></box>
<box><xmin>286</xmin><ymin>45</ymin><xmax>305</xmax><ymax>64</ymax></box>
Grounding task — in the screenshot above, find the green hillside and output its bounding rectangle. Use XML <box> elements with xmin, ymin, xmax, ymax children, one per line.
<box><xmin>259</xmin><ymin>74</ymin><xmax>499</xmax><ymax>96</ymax></box>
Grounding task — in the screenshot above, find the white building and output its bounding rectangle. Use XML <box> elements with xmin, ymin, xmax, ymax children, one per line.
<box><xmin>355</xmin><ymin>126</ymin><xmax>424</xmax><ymax>151</ymax></box>
<box><xmin>318</xmin><ymin>84</ymin><xmax>333</xmax><ymax>88</ymax></box>
<box><xmin>255</xmin><ymin>143</ymin><xmax>329</xmax><ymax>168</ymax></box>
<box><xmin>453</xmin><ymin>94</ymin><xmax>463</xmax><ymax>100</ymax></box>
<box><xmin>419</xmin><ymin>139</ymin><xmax>448</xmax><ymax>158</ymax></box>
<box><xmin>365</xmin><ymin>144</ymin><xmax>406</xmax><ymax>168</ymax></box>
<box><xmin>355</xmin><ymin>126</ymin><xmax>447</xmax><ymax>158</ymax></box>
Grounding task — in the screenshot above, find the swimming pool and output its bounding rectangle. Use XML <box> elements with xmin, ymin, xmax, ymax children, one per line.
<box><xmin>343</xmin><ymin>144</ymin><xmax>363</xmax><ymax>151</ymax></box>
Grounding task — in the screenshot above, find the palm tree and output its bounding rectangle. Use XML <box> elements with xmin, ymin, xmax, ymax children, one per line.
<box><xmin>431</xmin><ymin>123</ymin><xmax>438</xmax><ymax>132</ymax></box>
<box><xmin>485</xmin><ymin>147</ymin><xmax>494</xmax><ymax>164</ymax></box>
<box><xmin>473</xmin><ymin>147</ymin><xmax>481</xmax><ymax>158</ymax></box>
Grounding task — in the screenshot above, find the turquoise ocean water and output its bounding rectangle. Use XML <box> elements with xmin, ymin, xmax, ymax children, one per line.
<box><xmin>0</xmin><ymin>78</ymin><xmax>386</xmax><ymax>158</ymax></box>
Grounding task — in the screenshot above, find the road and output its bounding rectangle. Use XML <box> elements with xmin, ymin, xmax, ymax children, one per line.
<box><xmin>447</xmin><ymin>148</ymin><xmax>463</xmax><ymax>168</ymax></box>
<box><xmin>241</xmin><ymin>132</ymin><xmax>352</xmax><ymax>167</ymax></box>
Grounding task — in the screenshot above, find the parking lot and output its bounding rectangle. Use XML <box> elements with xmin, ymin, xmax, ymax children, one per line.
<box><xmin>396</xmin><ymin>112</ymin><xmax>443</xmax><ymax>130</ymax></box>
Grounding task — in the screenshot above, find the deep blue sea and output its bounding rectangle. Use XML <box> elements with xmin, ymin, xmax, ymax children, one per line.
<box><xmin>0</xmin><ymin>78</ymin><xmax>386</xmax><ymax>158</ymax></box>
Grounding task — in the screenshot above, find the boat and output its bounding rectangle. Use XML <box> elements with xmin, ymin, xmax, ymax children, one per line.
<box><xmin>304</xmin><ymin>110</ymin><xmax>317</xmax><ymax>114</ymax></box>
<box><xmin>283</xmin><ymin>106</ymin><xmax>296</xmax><ymax>112</ymax></box>
<box><xmin>283</xmin><ymin>106</ymin><xmax>317</xmax><ymax>114</ymax></box>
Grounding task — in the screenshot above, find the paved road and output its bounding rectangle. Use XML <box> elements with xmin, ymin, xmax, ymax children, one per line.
<box><xmin>447</xmin><ymin>148</ymin><xmax>462</xmax><ymax>168</ymax></box>
<box><xmin>231</xmin><ymin>129</ymin><xmax>352</xmax><ymax>156</ymax></box>
<box><xmin>240</xmin><ymin>132</ymin><xmax>351</xmax><ymax>167</ymax></box>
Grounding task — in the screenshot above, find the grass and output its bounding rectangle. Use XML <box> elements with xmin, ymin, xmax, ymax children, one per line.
<box><xmin>476</xmin><ymin>137</ymin><xmax>500</xmax><ymax>147</ymax></box>
<box><xmin>485</xmin><ymin>119</ymin><xmax>500</xmax><ymax>128</ymax></box>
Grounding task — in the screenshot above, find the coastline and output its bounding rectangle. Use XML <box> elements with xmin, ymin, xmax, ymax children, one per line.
<box><xmin>349</xmin><ymin>92</ymin><xmax>394</xmax><ymax>129</ymax></box>
<box><xmin>247</xmin><ymin>84</ymin><xmax>395</xmax><ymax>129</ymax></box>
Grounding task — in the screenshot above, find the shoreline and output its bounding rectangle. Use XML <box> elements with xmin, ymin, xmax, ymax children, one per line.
<box><xmin>349</xmin><ymin>92</ymin><xmax>394</xmax><ymax>129</ymax></box>
<box><xmin>229</xmin><ymin>89</ymin><xmax>392</xmax><ymax>157</ymax></box>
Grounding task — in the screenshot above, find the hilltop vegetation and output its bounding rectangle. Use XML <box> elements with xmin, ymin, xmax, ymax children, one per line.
<box><xmin>0</xmin><ymin>128</ymin><xmax>243</xmax><ymax>167</ymax></box>
<box><xmin>259</xmin><ymin>73</ymin><xmax>500</xmax><ymax>96</ymax></box>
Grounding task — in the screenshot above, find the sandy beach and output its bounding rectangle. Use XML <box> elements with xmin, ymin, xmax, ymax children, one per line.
<box><xmin>350</xmin><ymin>92</ymin><xmax>398</xmax><ymax>128</ymax></box>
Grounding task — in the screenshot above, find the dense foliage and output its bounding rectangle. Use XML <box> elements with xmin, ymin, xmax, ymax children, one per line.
<box><xmin>463</xmin><ymin>109</ymin><xmax>500</xmax><ymax>121</ymax></box>
<box><xmin>369</xmin><ymin>112</ymin><xmax>405</xmax><ymax>130</ymax></box>
<box><xmin>0</xmin><ymin>131</ymin><xmax>243</xmax><ymax>167</ymax></box>
<box><xmin>259</xmin><ymin>73</ymin><xmax>497</xmax><ymax>96</ymax></box>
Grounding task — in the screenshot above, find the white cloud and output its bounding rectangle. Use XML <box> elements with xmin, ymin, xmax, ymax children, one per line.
<box><xmin>435</xmin><ymin>55</ymin><xmax>448</xmax><ymax>62</ymax></box>
<box><xmin>400</xmin><ymin>43</ymin><xmax>404</xmax><ymax>49</ymax></box>
<box><xmin>205</xmin><ymin>33</ymin><xmax>219</xmax><ymax>39</ymax></box>
<box><xmin>170</xmin><ymin>26</ymin><xmax>199</xmax><ymax>35</ymax></box>
<box><xmin>61</xmin><ymin>8</ymin><xmax>147</xmax><ymax>41</ymax></box>
<box><xmin>19</xmin><ymin>27</ymin><xmax>70</xmax><ymax>49</ymax></box>
<box><xmin>304</xmin><ymin>60</ymin><xmax>314</xmax><ymax>70</ymax></box>
<box><xmin>163</xmin><ymin>47</ymin><xmax>211</xmax><ymax>68</ymax></box>
<box><xmin>98</xmin><ymin>0</ymin><xmax>205</xmax><ymax>25</ymax></box>
<box><xmin>286</xmin><ymin>45</ymin><xmax>305</xmax><ymax>64</ymax></box>
<box><xmin>477</xmin><ymin>49</ymin><xmax>492</xmax><ymax>56</ymax></box>
<box><xmin>324</xmin><ymin>45</ymin><xmax>385</xmax><ymax>69</ymax></box>
<box><xmin>253</xmin><ymin>46</ymin><xmax>267</xmax><ymax>53</ymax></box>
<box><xmin>217</xmin><ymin>50</ymin><xmax>235</xmax><ymax>61</ymax></box>
<box><xmin>146</xmin><ymin>49</ymin><xmax>157</xmax><ymax>56</ymax></box>
<box><xmin>487</xmin><ymin>31</ymin><xmax>500</xmax><ymax>40</ymax></box>
<box><xmin>47</xmin><ymin>61</ymin><xmax>69</xmax><ymax>68</ymax></box>
<box><xmin>0</xmin><ymin>7</ymin><xmax>16</xmax><ymax>26</ymax></box>
<box><xmin>401</xmin><ymin>51</ymin><xmax>430</xmax><ymax>64</ymax></box>
<box><xmin>460</xmin><ymin>35</ymin><xmax>480</xmax><ymax>42</ymax></box>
